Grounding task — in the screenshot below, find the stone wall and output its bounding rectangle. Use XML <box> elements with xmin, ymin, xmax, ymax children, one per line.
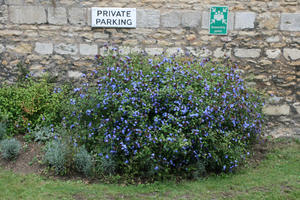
<box><xmin>0</xmin><ymin>0</ymin><xmax>300</xmax><ymax>137</ymax></box>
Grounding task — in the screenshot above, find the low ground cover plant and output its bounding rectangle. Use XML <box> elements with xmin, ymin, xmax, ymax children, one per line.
<box><xmin>63</xmin><ymin>50</ymin><xmax>264</xmax><ymax>179</ymax></box>
<box><xmin>0</xmin><ymin>138</ymin><xmax>21</xmax><ymax>160</ymax></box>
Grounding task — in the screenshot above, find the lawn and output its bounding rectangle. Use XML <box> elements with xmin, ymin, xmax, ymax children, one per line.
<box><xmin>0</xmin><ymin>137</ymin><xmax>299</xmax><ymax>200</ymax></box>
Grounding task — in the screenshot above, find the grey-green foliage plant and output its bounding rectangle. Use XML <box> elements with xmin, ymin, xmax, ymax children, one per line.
<box><xmin>74</xmin><ymin>146</ymin><xmax>93</xmax><ymax>176</ymax></box>
<box><xmin>0</xmin><ymin>122</ymin><xmax>7</xmax><ymax>140</ymax></box>
<box><xmin>0</xmin><ymin>138</ymin><xmax>21</xmax><ymax>160</ymax></box>
<box><xmin>32</xmin><ymin>126</ymin><xmax>54</xmax><ymax>143</ymax></box>
<box><xmin>44</xmin><ymin>139</ymin><xmax>69</xmax><ymax>175</ymax></box>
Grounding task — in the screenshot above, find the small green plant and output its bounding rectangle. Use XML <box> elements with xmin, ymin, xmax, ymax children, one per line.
<box><xmin>32</xmin><ymin>126</ymin><xmax>54</xmax><ymax>143</ymax></box>
<box><xmin>74</xmin><ymin>146</ymin><xmax>93</xmax><ymax>176</ymax></box>
<box><xmin>0</xmin><ymin>122</ymin><xmax>7</xmax><ymax>140</ymax></box>
<box><xmin>44</xmin><ymin>140</ymin><xmax>69</xmax><ymax>175</ymax></box>
<box><xmin>0</xmin><ymin>138</ymin><xmax>22</xmax><ymax>160</ymax></box>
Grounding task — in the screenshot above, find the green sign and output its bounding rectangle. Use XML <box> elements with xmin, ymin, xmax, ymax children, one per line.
<box><xmin>209</xmin><ymin>6</ymin><xmax>228</xmax><ymax>35</ymax></box>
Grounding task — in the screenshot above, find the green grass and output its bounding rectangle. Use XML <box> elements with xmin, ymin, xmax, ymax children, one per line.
<box><xmin>0</xmin><ymin>138</ymin><xmax>299</xmax><ymax>200</ymax></box>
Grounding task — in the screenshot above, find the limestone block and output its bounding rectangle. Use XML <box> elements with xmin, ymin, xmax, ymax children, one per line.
<box><xmin>48</xmin><ymin>7</ymin><xmax>67</xmax><ymax>25</ymax></box>
<box><xmin>293</xmin><ymin>102</ymin><xmax>300</xmax><ymax>114</ymax></box>
<box><xmin>145</xmin><ymin>48</ymin><xmax>163</xmax><ymax>56</ymax></box>
<box><xmin>7</xmin><ymin>43</ymin><xmax>32</xmax><ymax>54</ymax></box>
<box><xmin>166</xmin><ymin>47</ymin><xmax>184</xmax><ymax>56</ymax></box>
<box><xmin>280</xmin><ymin>13</ymin><xmax>300</xmax><ymax>31</ymax></box>
<box><xmin>137</xmin><ymin>9</ymin><xmax>160</xmax><ymax>28</ymax></box>
<box><xmin>263</xmin><ymin>104</ymin><xmax>290</xmax><ymax>116</ymax></box>
<box><xmin>266</xmin><ymin>36</ymin><xmax>280</xmax><ymax>43</ymax></box>
<box><xmin>213</xmin><ymin>48</ymin><xmax>231</xmax><ymax>58</ymax></box>
<box><xmin>234</xmin><ymin>48</ymin><xmax>261</xmax><ymax>58</ymax></box>
<box><xmin>79</xmin><ymin>44</ymin><xmax>98</xmax><ymax>56</ymax></box>
<box><xmin>283</xmin><ymin>48</ymin><xmax>300</xmax><ymax>60</ymax></box>
<box><xmin>69</xmin><ymin>7</ymin><xmax>87</xmax><ymax>25</ymax></box>
<box><xmin>94</xmin><ymin>32</ymin><xmax>109</xmax><ymax>39</ymax></box>
<box><xmin>34</xmin><ymin>42</ymin><xmax>53</xmax><ymax>54</ymax></box>
<box><xmin>266</xmin><ymin>49</ymin><xmax>281</xmax><ymax>59</ymax></box>
<box><xmin>235</xmin><ymin>12</ymin><xmax>256</xmax><ymax>29</ymax></box>
<box><xmin>161</xmin><ymin>11</ymin><xmax>181</xmax><ymax>28</ymax></box>
<box><xmin>4</xmin><ymin>0</ymin><xmax>23</xmax><ymax>5</ymax></box>
<box><xmin>201</xmin><ymin>11</ymin><xmax>209</xmax><ymax>29</ymax></box>
<box><xmin>68</xmin><ymin>71</ymin><xmax>83</xmax><ymax>79</ymax></box>
<box><xmin>181</xmin><ymin>11</ymin><xmax>201</xmax><ymax>28</ymax></box>
<box><xmin>9</xmin><ymin>6</ymin><xmax>47</xmax><ymax>24</ymax></box>
<box><xmin>54</xmin><ymin>43</ymin><xmax>78</xmax><ymax>55</ymax></box>
<box><xmin>0</xmin><ymin>44</ymin><xmax>4</xmax><ymax>53</ymax></box>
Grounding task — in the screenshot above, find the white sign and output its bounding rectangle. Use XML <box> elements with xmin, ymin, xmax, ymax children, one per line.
<box><xmin>91</xmin><ymin>7</ymin><xmax>136</xmax><ymax>28</ymax></box>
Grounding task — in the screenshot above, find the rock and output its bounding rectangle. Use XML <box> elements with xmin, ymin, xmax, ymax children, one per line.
<box><xmin>293</xmin><ymin>102</ymin><xmax>300</xmax><ymax>114</ymax></box>
<box><xmin>137</xmin><ymin>9</ymin><xmax>160</xmax><ymax>28</ymax></box>
<box><xmin>235</xmin><ymin>12</ymin><xmax>256</xmax><ymax>29</ymax></box>
<box><xmin>161</xmin><ymin>11</ymin><xmax>181</xmax><ymax>28</ymax></box>
<box><xmin>68</xmin><ymin>71</ymin><xmax>83</xmax><ymax>79</ymax></box>
<box><xmin>263</xmin><ymin>104</ymin><xmax>290</xmax><ymax>116</ymax></box>
<box><xmin>145</xmin><ymin>47</ymin><xmax>163</xmax><ymax>56</ymax></box>
<box><xmin>283</xmin><ymin>48</ymin><xmax>300</xmax><ymax>60</ymax></box>
<box><xmin>48</xmin><ymin>7</ymin><xmax>67</xmax><ymax>25</ymax></box>
<box><xmin>181</xmin><ymin>11</ymin><xmax>201</xmax><ymax>28</ymax></box>
<box><xmin>234</xmin><ymin>48</ymin><xmax>261</xmax><ymax>58</ymax></box>
<box><xmin>34</xmin><ymin>42</ymin><xmax>53</xmax><ymax>54</ymax></box>
<box><xmin>79</xmin><ymin>44</ymin><xmax>98</xmax><ymax>56</ymax></box>
<box><xmin>54</xmin><ymin>43</ymin><xmax>78</xmax><ymax>55</ymax></box>
<box><xmin>280</xmin><ymin>13</ymin><xmax>300</xmax><ymax>31</ymax></box>
<box><xmin>266</xmin><ymin>49</ymin><xmax>281</xmax><ymax>59</ymax></box>
<box><xmin>9</xmin><ymin>6</ymin><xmax>47</xmax><ymax>24</ymax></box>
<box><xmin>68</xmin><ymin>7</ymin><xmax>87</xmax><ymax>25</ymax></box>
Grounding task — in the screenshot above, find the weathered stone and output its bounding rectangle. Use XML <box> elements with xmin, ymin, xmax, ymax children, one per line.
<box><xmin>68</xmin><ymin>8</ymin><xmax>87</xmax><ymax>25</ymax></box>
<box><xmin>266</xmin><ymin>36</ymin><xmax>280</xmax><ymax>43</ymax></box>
<box><xmin>48</xmin><ymin>7</ymin><xmax>67</xmax><ymax>25</ymax></box>
<box><xmin>235</xmin><ymin>12</ymin><xmax>256</xmax><ymax>29</ymax></box>
<box><xmin>161</xmin><ymin>11</ymin><xmax>181</xmax><ymax>28</ymax></box>
<box><xmin>145</xmin><ymin>47</ymin><xmax>163</xmax><ymax>56</ymax></box>
<box><xmin>267</xmin><ymin>96</ymin><xmax>283</xmax><ymax>104</ymax></box>
<box><xmin>263</xmin><ymin>104</ymin><xmax>290</xmax><ymax>116</ymax></box>
<box><xmin>181</xmin><ymin>11</ymin><xmax>201</xmax><ymax>28</ymax></box>
<box><xmin>5</xmin><ymin>0</ymin><xmax>23</xmax><ymax>5</ymax></box>
<box><xmin>9</xmin><ymin>6</ymin><xmax>47</xmax><ymax>24</ymax></box>
<box><xmin>258</xmin><ymin>12</ymin><xmax>280</xmax><ymax>30</ymax></box>
<box><xmin>196</xmin><ymin>48</ymin><xmax>212</xmax><ymax>57</ymax></box>
<box><xmin>34</xmin><ymin>42</ymin><xmax>53</xmax><ymax>54</ymax></box>
<box><xmin>227</xmin><ymin>13</ymin><xmax>235</xmax><ymax>31</ymax></box>
<box><xmin>201</xmin><ymin>11</ymin><xmax>209</xmax><ymax>29</ymax></box>
<box><xmin>137</xmin><ymin>9</ymin><xmax>160</xmax><ymax>28</ymax></box>
<box><xmin>68</xmin><ymin>71</ymin><xmax>83</xmax><ymax>79</ymax></box>
<box><xmin>283</xmin><ymin>48</ymin><xmax>300</xmax><ymax>60</ymax></box>
<box><xmin>94</xmin><ymin>32</ymin><xmax>109</xmax><ymax>39</ymax></box>
<box><xmin>166</xmin><ymin>47</ymin><xmax>184</xmax><ymax>56</ymax></box>
<box><xmin>79</xmin><ymin>44</ymin><xmax>98</xmax><ymax>56</ymax></box>
<box><xmin>266</xmin><ymin>49</ymin><xmax>281</xmax><ymax>59</ymax></box>
<box><xmin>54</xmin><ymin>43</ymin><xmax>78</xmax><ymax>55</ymax></box>
<box><xmin>68</xmin><ymin>7</ymin><xmax>87</xmax><ymax>25</ymax></box>
<box><xmin>0</xmin><ymin>44</ymin><xmax>4</xmax><ymax>53</ymax></box>
<box><xmin>234</xmin><ymin>48</ymin><xmax>261</xmax><ymax>58</ymax></box>
<box><xmin>293</xmin><ymin>102</ymin><xmax>300</xmax><ymax>114</ymax></box>
<box><xmin>213</xmin><ymin>48</ymin><xmax>231</xmax><ymax>58</ymax></box>
<box><xmin>7</xmin><ymin>43</ymin><xmax>32</xmax><ymax>54</ymax></box>
<box><xmin>259</xmin><ymin>59</ymin><xmax>272</xmax><ymax>65</ymax></box>
<box><xmin>280</xmin><ymin>13</ymin><xmax>300</xmax><ymax>31</ymax></box>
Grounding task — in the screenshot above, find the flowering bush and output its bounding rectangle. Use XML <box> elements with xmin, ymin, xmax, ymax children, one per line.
<box><xmin>65</xmin><ymin>51</ymin><xmax>264</xmax><ymax>178</ymax></box>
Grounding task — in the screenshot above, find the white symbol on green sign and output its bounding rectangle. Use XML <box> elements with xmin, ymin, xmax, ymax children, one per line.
<box><xmin>209</xmin><ymin>6</ymin><xmax>228</xmax><ymax>35</ymax></box>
